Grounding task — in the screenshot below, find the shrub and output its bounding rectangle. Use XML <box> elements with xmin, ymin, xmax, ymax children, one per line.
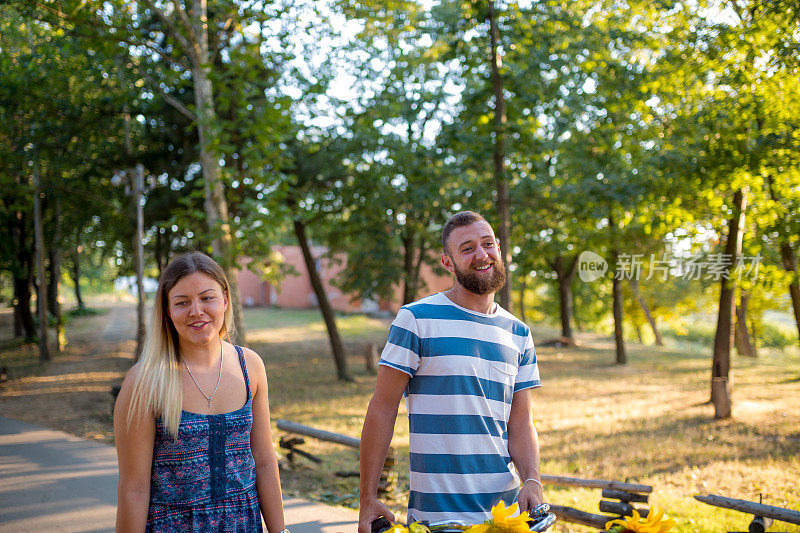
<box><xmin>756</xmin><ymin>321</ymin><xmax>796</xmax><ymax>349</ymax></box>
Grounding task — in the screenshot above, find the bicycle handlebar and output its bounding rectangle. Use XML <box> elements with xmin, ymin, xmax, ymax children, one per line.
<box><xmin>370</xmin><ymin>504</ymin><xmax>557</xmax><ymax>533</ymax></box>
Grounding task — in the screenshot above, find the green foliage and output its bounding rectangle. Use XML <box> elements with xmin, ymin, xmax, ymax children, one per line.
<box><xmin>758</xmin><ymin>321</ymin><xmax>796</xmax><ymax>349</ymax></box>
<box><xmin>3</xmin><ymin>0</ymin><xmax>800</xmax><ymax>354</ymax></box>
<box><xmin>662</xmin><ymin>321</ymin><xmax>716</xmax><ymax>348</ymax></box>
<box><xmin>65</xmin><ymin>307</ymin><xmax>104</xmax><ymax>318</ymax></box>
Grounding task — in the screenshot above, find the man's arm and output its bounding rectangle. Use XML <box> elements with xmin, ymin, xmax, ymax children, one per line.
<box><xmin>358</xmin><ymin>365</ymin><xmax>410</xmax><ymax>533</ymax></box>
<box><xmin>507</xmin><ymin>388</ymin><xmax>544</xmax><ymax>512</ymax></box>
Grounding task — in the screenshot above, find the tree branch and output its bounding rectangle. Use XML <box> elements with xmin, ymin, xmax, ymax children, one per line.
<box><xmin>139</xmin><ymin>0</ymin><xmax>196</xmax><ymax>62</ymax></box>
<box><xmin>138</xmin><ymin>70</ymin><xmax>198</xmax><ymax>122</ymax></box>
<box><xmin>122</xmin><ymin>36</ymin><xmax>191</xmax><ymax>70</ymax></box>
<box><xmin>169</xmin><ymin>0</ymin><xmax>198</xmax><ymax>47</ymax></box>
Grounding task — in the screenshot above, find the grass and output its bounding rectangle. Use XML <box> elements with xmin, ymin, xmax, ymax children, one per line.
<box><xmin>243</xmin><ymin>307</ymin><xmax>800</xmax><ymax>532</ymax></box>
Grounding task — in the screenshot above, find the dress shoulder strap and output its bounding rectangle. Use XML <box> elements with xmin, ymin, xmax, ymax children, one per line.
<box><xmin>234</xmin><ymin>345</ymin><xmax>252</xmax><ymax>400</ymax></box>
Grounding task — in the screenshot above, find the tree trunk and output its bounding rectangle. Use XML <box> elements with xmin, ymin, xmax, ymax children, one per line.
<box><xmin>293</xmin><ymin>218</ymin><xmax>352</xmax><ymax>382</ymax></box>
<box><xmin>612</xmin><ymin>249</ymin><xmax>626</xmax><ymax>365</ymax></box>
<box><xmin>749</xmin><ymin>315</ymin><xmax>760</xmax><ymax>354</ymax></box>
<box><xmin>155</xmin><ymin>227</ymin><xmax>173</xmax><ymax>277</ymax></box>
<box><xmin>411</xmin><ymin>236</ymin><xmax>427</xmax><ymax>302</ymax></box>
<box><xmin>553</xmin><ymin>253</ymin><xmax>579</xmax><ymax>341</ymax></box>
<box><xmin>402</xmin><ymin>230</ymin><xmax>415</xmax><ymax>305</ymax></box>
<box><xmin>734</xmin><ymin>291</ymin><xmax>756</xmax><ymax>357</ymax></box>
<box><xmin>47</xmin><ymin>197</ymin><xmax>64</xmax><ymax>351</ymax></box>
<box><xmin>711</xmin><ymin>188</ymin><xmax>747</xmax><ymax>419</ymax></box>
<box><xmin>32</xmin><ymin>159</ymin><xmax>50</xmax><ymax>362</ymax></box>
<box><xmin>47</xmin><ymin>248</ymin><xmax>64</xmax><ymax>351</ymax></box>
<box><xmin>190</xmin><ymin>0</ymin><xmax>245</xmax><ymax>344</ymax></box>
<box><xmin>779</xmin><ymin>242</ymin><xmax>800</xmax><ymax>347</ymax></box>
<box><xmin>70</xmin><ymin>247</ymin><xmax>85</xmax><ymax>310</ymax></box>
<box><xmin>11</xmin><ymin>212</ymin><xmax>36</xmax><ymax>339</ymax></box>
<box><xmin>630</xmin><ymin>278</ymin><xmax>663</xmax><ymax>346</ymax></box>
<box><xmin>225</xmin><ymin>266</ymin><xmax>245</xmax><ymax>344</ymax></box>
<box><xmin>131</xmin><ymin>165</ymin><xmax>146</xmax><ymax>360</ymax></box>
<box><xmin>13</xmin><ymin>270</ymin><xmax>36</xmax><ymax>340</ymax></box>
<box><xmin>488</xmin><ymin>0</ymin><xmax>512</xmax><ymax>312</ymax></box>
<box><xmin>402</xmin><ymin>230</ymin><xmax>429</xmax><ymax>305</ymax></box>
<box><xmin>764</xmin><ymin>175</ymin><xmax>800</xmax><ymax>346</ymax></box>
<box><xmin>155</xmin><ymin>230</ymin><xmax>164</xmax><ymax>277</ymax></box>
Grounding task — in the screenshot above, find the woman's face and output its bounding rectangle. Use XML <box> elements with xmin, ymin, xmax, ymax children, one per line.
<box><xmin>166</xmin><ymin>271</ymin><xmax>229</xmax><ymax>348</ymax></box>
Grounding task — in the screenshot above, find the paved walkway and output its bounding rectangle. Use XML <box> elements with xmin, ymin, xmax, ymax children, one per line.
<box><xmin>0</xmin><ymin>416</ymin><xmax>359</xmax><ymax>533</ymax></box>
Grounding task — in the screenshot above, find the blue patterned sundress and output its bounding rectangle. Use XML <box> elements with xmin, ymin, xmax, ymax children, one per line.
<box><xmin>146</xmin><ymin>345</ymin><xmax>263</xmax><ymax>532</ymax></box>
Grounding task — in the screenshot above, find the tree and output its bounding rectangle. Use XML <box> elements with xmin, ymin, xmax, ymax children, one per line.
<box><xmin>327</xmin><ymin>0</ymin><xmax>463</xmax><ymax>305</ymax></box>
<box><xmin>30</xmin><ymin>0</ymin><xmax>294</xmax><ymax>343</ymax></box>
<box><xmin>1</xmin><ymin>3</ymin><xmax>126</xmax><ymax>353</ymax></box>
<box><xmin>486</xmin><ymin>0</ymin><xmax>512</xmax><ymax>311</ymax></box>
<box><xmin>650</xmin><ymin>0</ymin><xmax>800</xmax><ymax>416</ymax></box>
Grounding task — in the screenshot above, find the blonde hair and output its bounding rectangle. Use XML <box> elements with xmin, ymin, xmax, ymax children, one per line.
<box><xmin>128</xmin><ymin>252</ymin><xmax>235</xmax><ymax>439</ymax></box>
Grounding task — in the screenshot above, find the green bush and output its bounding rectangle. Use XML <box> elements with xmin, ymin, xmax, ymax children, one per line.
<box><xmin>66</xmin><ymin>307</ymin><xmax>104</xmax><ymax>318</ymax></box>
<box><xmin>756</xmin><ymin>321</ymin><xmax>796</xmax><ymax>349</ymax></box>
<box><xmin>663</xmin><ymin>319</ymin><xmax>796</xmax><ymax>350</ymax></box>
<box><xmin>662</xmin><ymin>322</ymin><xmax>715</xmax><ymax>347</ymax></box>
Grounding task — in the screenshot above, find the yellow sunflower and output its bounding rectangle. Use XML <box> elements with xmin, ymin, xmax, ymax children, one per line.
<box><xmin>464</xmin><ymin>501</ymin><xmax>532</xmax><ymax>533</ymax></box>
<box><xmin>605</xmin><ymin>507</ymin><xmax>676</xmax><ymax>533</ymax></box>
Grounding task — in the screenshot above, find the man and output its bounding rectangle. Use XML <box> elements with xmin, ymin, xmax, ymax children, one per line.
<box><xmin>358</xmin><ymin>211</ymin><xmax>544</xmax><ymax>530</ymax></box>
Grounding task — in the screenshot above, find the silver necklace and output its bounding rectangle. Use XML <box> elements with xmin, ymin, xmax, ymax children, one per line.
<box><xmin>183</xmin><ymin>342</ymin><xmax>223</xmax><ymax>408</ymax></box>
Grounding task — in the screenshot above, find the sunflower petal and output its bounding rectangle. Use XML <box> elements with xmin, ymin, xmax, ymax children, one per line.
<box><xmin>464</xmin><ymin>524</ymin><xmax>490</xmax><ymax>533</ymax></box>
<box><xmin>605</xmin><ymin>518</ymin><xmax>627</xmax><ymax>529</ymax></box>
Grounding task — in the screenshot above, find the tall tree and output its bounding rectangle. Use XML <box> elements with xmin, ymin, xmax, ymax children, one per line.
<box><xmin>487</xmin><ymin>0</ymin><xmax>512</xmax><ymax>311</ymax></box>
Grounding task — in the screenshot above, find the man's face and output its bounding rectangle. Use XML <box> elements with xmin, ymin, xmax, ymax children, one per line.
<box><xmin>442</xmin><ymin>220</ymin><xmax>506</xmax><ymax>296</ymax></box>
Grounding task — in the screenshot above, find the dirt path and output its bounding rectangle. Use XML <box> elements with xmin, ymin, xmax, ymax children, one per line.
<box><xmin>0</xmin><ymin>303</ymin><xmax>137</xmax><ymax>443</ymax></box>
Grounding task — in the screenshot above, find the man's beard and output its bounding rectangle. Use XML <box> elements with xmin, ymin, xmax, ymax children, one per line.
<box><xmin>452</xmin><ymin>256</ymin><xmax>507</xmax><ymax>296</ymax></box>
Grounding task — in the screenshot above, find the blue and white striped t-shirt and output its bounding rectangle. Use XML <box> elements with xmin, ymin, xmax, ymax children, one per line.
<box><xmin>379</xmin><ymin>292</ymin><xmax>541</xmax><ymax>524</ymax></box>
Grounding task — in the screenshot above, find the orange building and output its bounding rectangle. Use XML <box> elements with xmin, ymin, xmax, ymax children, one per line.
<box><xmin>236</xmin><ymin>245</ymin><xmax>453</xmax><ymax>313</ymax></box>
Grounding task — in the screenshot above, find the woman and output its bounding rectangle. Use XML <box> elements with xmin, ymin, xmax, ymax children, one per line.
<box><xmin>114</xmin><ymin>252</ymin><xmax>286</xmax><ymax>532</ymax></box>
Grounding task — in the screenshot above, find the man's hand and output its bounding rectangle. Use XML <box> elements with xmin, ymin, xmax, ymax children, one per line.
<box><xmin>358</xmin><ymin>498</ymin><xmax>395</xmax><ymax>533</ymax></box>
<box><xmin>517</xmin><ymin>479</ymin><xmax>544</xmax><ymax>513</ymax></box>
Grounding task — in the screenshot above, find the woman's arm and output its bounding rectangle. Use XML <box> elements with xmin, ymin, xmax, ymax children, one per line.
<box><xmin>114</xmin><ymin>365</ymin><xmax>156</xmax><ymax>532</ymax></box>
<box><xmin>246</xmin><ymin>348</ymin><xmax>285</xmax><ymax>532</ymax></box>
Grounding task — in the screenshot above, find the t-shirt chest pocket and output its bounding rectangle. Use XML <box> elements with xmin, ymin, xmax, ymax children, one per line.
<box><xmin>488</xmin><ymin>356</ymin><xmax>518</xmax><ymax>421</ymax></box>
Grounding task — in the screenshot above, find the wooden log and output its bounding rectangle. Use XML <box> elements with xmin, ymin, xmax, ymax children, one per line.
<box><xmin>277</xmin><ymin>419</ymin><xmax>361</xmax><ymax>449</ymax></box>
<box><xmin>279</xmin><ymin>435</ymin><xmax>322</xmax><ymax>464</ymax></box>
<box><xmin>288</xmin><ymin>446</ymin><xmax>322</xmax><ymax>464</ymax></box>
<box><xmin>694</xmin><ymin>494</ymin><xmax>800</xmax><ymax>525</ymax></box>
<box><xmin>599</xmin><ymin>500</ymin><xmax>649</xmax><ymax>518</ymax></box>
<box><xmin>602</xmin><ymin>488</ymin><xmax>649</xmax><ymax>503</ymax></box>
<box><xmin>548</xmin><ymin>504</ymin><xmax>610</xmax><ymax>529</ymax></box>
<box><xmin>748</xmin><ymin>516</ymin><xmax>773</xmax><ymax>533</ymax></box>
<box><xmin>277</xmin><ymin>419</ymin><xmax>395</xmax><ymax>493</ymax></box>
<box><xmin>542</xmin><ymin>475</ymin><xmax>652</xmax><ymax>494</ymax></box>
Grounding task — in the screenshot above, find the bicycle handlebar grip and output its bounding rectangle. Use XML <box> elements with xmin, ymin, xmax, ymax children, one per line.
<box><xmin>371</xmin><ymin>516</ymin><xmax>393</xmax><ymax>533</ymax></box>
